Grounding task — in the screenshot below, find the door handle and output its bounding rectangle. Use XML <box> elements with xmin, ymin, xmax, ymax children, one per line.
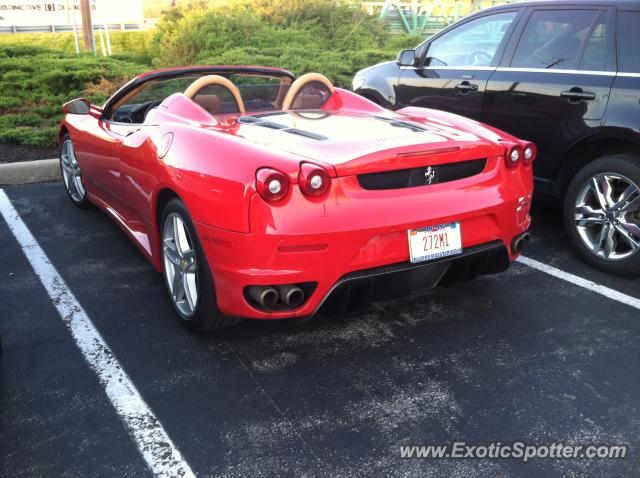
<box><xmin>560</xmin><ymin>89</ymin><xmax>596</xmax><ymax>101</ymax></box>
<box><xmin>455</xmin><ymin>81</ymin><xmax>478</xmax><ymax>93</ymax></box>
<box><xmin>125</xmin><ymin>127</ymin><xmax>141</xmax><ymax>137</ymax></box>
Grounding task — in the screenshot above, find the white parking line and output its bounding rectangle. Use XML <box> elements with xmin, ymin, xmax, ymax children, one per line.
<box><xmin>517</xmin><ymin>255</ymin><xmax>640</xmax><ymax>311</ymax></box>
<box><xmin>0</xmin><ymin>190</ymin><xmax>195</xmax><ymax>478</ymax></box>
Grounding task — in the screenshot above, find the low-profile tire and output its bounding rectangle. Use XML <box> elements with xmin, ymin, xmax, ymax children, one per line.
<box><xmin>59</xmin><ymin>133</ymin><xmax>91</xmax><ymax>208</ymax></box>
<box><xmin>563</xmin><ymin>154</ymin><xmax>640</xmax><ymax>276</ymax></box>
<box><xmin>160</xmin><ymin>198</ymin><xmax>243</xmax><ymax>331</ymax></box>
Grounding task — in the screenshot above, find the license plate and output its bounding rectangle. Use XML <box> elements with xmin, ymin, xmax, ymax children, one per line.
<box><xmin>408</xmin><ymin>222</ymin><xmax>462</xmax><ymax>263</ymax></box>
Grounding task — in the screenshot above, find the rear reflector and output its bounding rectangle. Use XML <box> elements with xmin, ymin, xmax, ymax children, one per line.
<box><xmin>277</xmin><ymin>243</ymin><xmax>328</xmax><ymax>253</ymax></box>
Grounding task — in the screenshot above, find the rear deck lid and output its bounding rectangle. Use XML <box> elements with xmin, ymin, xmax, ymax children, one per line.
<box><xmin>233</xmin><ymin>110</ymin><xmax>503</xmax><ymax>176</ymax></box>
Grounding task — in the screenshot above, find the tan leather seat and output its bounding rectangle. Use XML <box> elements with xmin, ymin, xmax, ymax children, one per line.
<box><xmin>194</xmin><ymin>94</ymin><xmax>221</xmax><ymax>114</ymax></box>
<box><xmin>291</xmin><ymin>93</ymin><xmax>326</xmax><ymax>110</ymax></box>
<box><xmin>184</xmin><ymin>75</ymin><xmax>245</xmax><ymax>114</ymax></box>
<box><xmin>282</xmin><ymin>73</ymin><xmax>334</xmax><ymax>111</ymax></box>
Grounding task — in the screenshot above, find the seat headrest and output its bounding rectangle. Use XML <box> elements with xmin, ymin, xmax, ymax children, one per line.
<box><xmin>291</xmin><ymin>93</ymin><xmax>326</xmax><ymax>110</ymax></box>
<box><xmin>282</xmin><ymin>73</ymin><xmax>334</xmax><ymax>111</ymax></box>
<box><xmin>184</xmin><ymin>74</ymin><xmax>245</xmax><ymax>113</ymax></box>
<box><xmin>194</xmin><ymin>94</ymin><xmax>221</xmax><ymax>114</ymax></box>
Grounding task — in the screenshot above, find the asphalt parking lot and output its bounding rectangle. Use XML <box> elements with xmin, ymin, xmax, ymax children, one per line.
<box><xmin>1</xmin><ymin>181</ymin><xmax>639</xmax><ymax>477</ymax></box>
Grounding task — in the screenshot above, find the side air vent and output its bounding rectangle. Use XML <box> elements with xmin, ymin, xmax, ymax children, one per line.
<box><xmin>286</xmin><ymin>128</ymin><xmax>328</xmax><ymax>141</ymax></box>
<box><xmin>258</xmin><ymin>121</ymin><xmax>287</xmax><ymax>130</ymax></box>
<box><xmin>372</xmin><ymin>115</ymin><xmax>430</xmax><ymax>132</ymax></box>
<box><xmin>237</xmin><ymin>116</ymin><xmax>261</xmax><ymax>123</ymax></box>
<box><xmin>357</xmin><ymin>158</ymin><xmax>487</xmax><ymax>190</ymax></box>
<box><xmin>238</xmin><ymin>115</ymin><xmax>328</xmax><ymax>140</ymax></box>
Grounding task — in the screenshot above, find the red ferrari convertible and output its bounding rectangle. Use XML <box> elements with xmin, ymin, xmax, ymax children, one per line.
<box><xmin>59</xmin><ymin>66</ymin><xmax>534</xmax><ymax>330</ymax></box>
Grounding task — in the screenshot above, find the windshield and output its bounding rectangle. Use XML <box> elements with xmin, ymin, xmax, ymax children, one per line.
<box><xmin>108</xmin><ymin>72</ymin><xmax>292</xmax><ymax>123</ymax></box>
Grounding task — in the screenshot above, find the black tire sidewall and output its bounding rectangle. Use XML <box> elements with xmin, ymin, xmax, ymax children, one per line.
<box><xmin>563</xmin><ymin>154</ymin><xmax>640</xmax><ymax>276</ymax></box>
<box><xmin>160</xmin><ymin>198</ymin><xmax>221</xmax><ymax>330</ymax></box>
<box><xmin>59</xmin><ymin>133</ymin><xmax>90</xmax><ymax>208</ymax></box>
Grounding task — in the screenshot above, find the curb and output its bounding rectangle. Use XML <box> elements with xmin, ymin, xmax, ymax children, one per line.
<box><xmin>0</xmin><ymin>158</ymin><xmax>60</xmax><ymax>186</ymax></box>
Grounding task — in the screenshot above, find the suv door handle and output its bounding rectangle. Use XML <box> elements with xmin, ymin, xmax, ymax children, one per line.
<box><xmin>560</xmin><ymin>89</ymin><xmax>596</xmax><ymax>101</ymax></box>
<box><xmin>455</xmin><ymin>81</ymin><xmax>479</xmax><ymax>93</ymax></box>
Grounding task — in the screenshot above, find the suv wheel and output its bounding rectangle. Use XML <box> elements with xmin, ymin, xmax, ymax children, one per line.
<box><xmin>564</xmin><ymin>154</ymin><xmax>640</xmax><ymax>275</ymax></box>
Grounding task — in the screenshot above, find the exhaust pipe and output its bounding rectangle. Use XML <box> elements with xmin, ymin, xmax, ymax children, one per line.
<box><xmin>514</xmin><ymin>238</ymin><xmax>523</xmax><ymax>253</ymax></box>
<box><xmin>512</xmin><ymin>232</ymin><xmax>531</xmax><ymax>254</ymax></box>
<box><xmin>248</xmin><ymin>286</ymin><xmax>278</xmax><ymax>308</ymax></box>
<box><xmin>276</xmin><ymin>284</ymin><xmax>305</xmax><ymax>308</ymax></box>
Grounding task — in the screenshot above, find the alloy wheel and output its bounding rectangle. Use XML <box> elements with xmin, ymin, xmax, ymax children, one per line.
<box><xmin>162</xmin><ymin>213</ymin><xmax>199</xmax><ymax>316</ymax></box>
<box><xmin>573</xmin><ymin>172</ymin><xmax>640</xmax><ymax>260</ymax></box>
<box><xmin>60</xmin><ymin>139</ymin><xmax>86</xmax><ymax>202</ymax></box>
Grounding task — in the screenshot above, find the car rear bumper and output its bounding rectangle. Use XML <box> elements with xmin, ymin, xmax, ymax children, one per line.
<box><xmin>194</xmin><ymin>156</ymin><xmax>532</xmax><ymax>319</ymax></box>
<box><xmin>313</xmin><ymin>240</ymin><xmax>510</xmax><ymax>316</ymax></box>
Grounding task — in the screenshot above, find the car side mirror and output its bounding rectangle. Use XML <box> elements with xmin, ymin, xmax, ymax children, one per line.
<box><xmin>62</xmin><ymin>98</ymin><xmax>91</xmax><ymax>115</ymax></box>
<box><xmin>396</xmin><ymin>49</ymin><xmax>416</xmax><ymax>67</ymax></box>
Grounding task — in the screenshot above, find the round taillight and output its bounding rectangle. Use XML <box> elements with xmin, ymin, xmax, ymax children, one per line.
<box><xmin>506</xmin><ymin>144</ymin><xmax>523</xmax><ymax>168</ymax></box>
<box><xmin>268</xmin><ymin>179</ymin><xmax>282</xmax><ymax>194</ymax></box>
<box><xmin>523</xmin><ymin>142</ymin><xmax>537</xmax><ymax>164</ymax></box>
<box><xmin>310</xmin><ymin>175</ymin><xmax>323</xmax><ymax>190</ymax></box>
<box><xmin>298</xmin><ymin>163</ymin><xmax>331</xmax><ymax>197</ymax></box>
<box><xmin>256</xmin><ymin>168</ymin><xmax>290</xmax><ymax>202</ymax></box>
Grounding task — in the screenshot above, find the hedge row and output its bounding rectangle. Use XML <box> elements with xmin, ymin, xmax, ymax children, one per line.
<box><xmin>0</xmin><ymin>0</ymin><xmax>422</xmax><ymax>146</ymax></box>
<box><xmin>0</xmin><ymin>30</ymin><xmax>155</xmax><ymax>64</ymax></box>
<box><xmin>149</xmin><ymin>1</ymin><xmax>420</xmax><ymax>87</ymax></box>
<box><xmin>0</xmin><ymin>44</ymin><xmax>146</xmax><ymax>145</ymax></box>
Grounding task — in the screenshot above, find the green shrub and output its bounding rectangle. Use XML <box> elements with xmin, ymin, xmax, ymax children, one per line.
<box><xmin>0</xmin><ymin>44</ymin><xmax>145</xmax><ymax>146</ymax></box>
<box><xmin>148</xmin><ymin>1</ymin><xmax>421</xmax><ymax>87</ymax></box>
<box><xmin>0</xmin><ymin>30</ymin><xmax>155</xmax><ymax>64</ymax></box>
<box><xmin>0</xmin><ymin>0</ymin><xmax>427</xmax><ymax>146</ymax></box>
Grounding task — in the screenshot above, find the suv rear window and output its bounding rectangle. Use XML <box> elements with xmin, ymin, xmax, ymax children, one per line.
<box><xmin>618</xmin><ymin>11</ymin><xmax>640</xmax><ymax>73</ymax></box>
<box><xmin>511</xmin><ymin>9</ymin><xmax>604</xmax><ymax>70</ymax></box>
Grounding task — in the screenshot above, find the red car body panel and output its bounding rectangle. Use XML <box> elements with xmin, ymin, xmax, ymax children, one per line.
<box><xmin>60</xmin><ymin>67</ymin><xmax>534</xmax><ymax>319</ymax></box>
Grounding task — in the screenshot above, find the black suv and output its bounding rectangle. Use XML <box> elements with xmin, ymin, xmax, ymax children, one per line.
<box><xmin>353</xmin><ymin>0</ymin><xmax>640</xmax><ymax>275</ymax></box>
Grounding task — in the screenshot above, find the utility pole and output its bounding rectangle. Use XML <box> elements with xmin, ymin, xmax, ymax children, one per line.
<box><xmin>79</xmin><ymin>0</ymin><xmax>95</xmax><ymax>53</ymax></box>
<box><xmin>70</xmin><ymin>0</ymin><xmax>80</xmax><ymax>54</ymax></box>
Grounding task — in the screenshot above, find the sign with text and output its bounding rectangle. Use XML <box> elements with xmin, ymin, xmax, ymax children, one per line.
<box><xmin>0</xmin><ymin>1</ymin><xmax>144</xmax><ymax>26</ymax></box>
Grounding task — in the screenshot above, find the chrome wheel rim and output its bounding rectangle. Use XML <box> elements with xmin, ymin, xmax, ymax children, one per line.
<box><xmin>60</xmin><ymin>139</ymin><xmax>85</xmax><ymax>202</ymax></box>
<box><xmin>162</xmin><ymin>213</ymin><xmax>199</xmax><ymax>316</ymax></box>
<box><xmin>573</xmin><ymin>172</ymin><xmax>640</xmax><ymax>261</ymax></box>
